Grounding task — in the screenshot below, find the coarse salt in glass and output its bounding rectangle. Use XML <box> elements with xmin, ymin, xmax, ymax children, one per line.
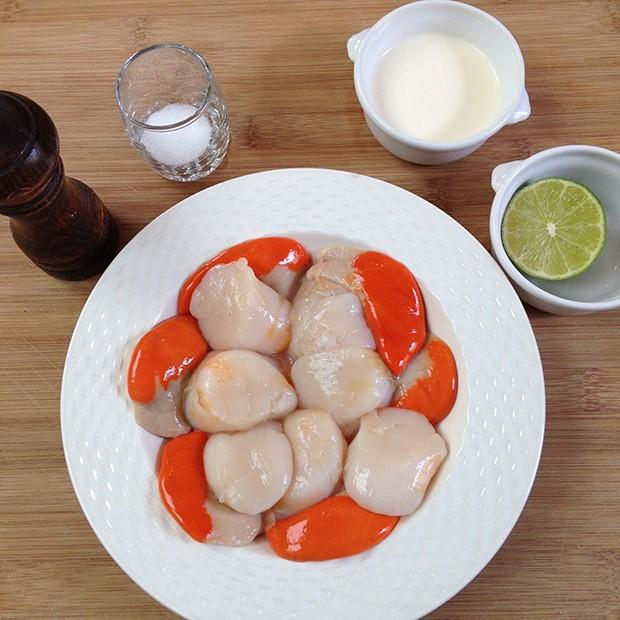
<box><xmin>116</xmin><ymin>44</ymin><xmax>229</xmax><ymax>182</ymax></box>
<box><xmin>141</xmin><ymin>104</ymin><xmax>213</xmax><ymax>167</ymax></box>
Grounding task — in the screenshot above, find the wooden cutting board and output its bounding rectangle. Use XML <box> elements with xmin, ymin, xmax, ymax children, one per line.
<box><xmin>1</xmin><ymin>1</ymin><xmax>618</xmax><ymax>617</ymax></box>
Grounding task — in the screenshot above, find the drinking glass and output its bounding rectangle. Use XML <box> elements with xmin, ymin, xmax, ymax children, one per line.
<box><xmin>115</xmin><ymin>43</ymin><xmax>230</xmax><ymax>182</ymax></box>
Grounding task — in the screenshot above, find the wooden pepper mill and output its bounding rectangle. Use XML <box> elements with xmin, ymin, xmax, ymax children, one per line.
<box><xmin>0</xmin><ymin>91</ymin><xmax>118</xmax><ymax>280</ymax></box>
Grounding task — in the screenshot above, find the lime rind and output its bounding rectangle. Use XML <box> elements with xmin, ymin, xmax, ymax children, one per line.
<box><xmin>501</xmin><ymin>177</ymin><xmax>606</xmax><ymax>281</ymax></box>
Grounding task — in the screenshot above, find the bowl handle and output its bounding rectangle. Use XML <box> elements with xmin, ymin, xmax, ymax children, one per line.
<box><xmin>347</xmin><ymin>28</ymin><xmax>369</xmax><ymax>62</ymax></box>
<box><xmin>491</xmin><ymin>160</ymin><xmax>523</xmax><ymax>192</ymax></box>
<box><xmin>508</xmin><ymin>89</ymin><xmax>531</xmax><ymax>124</ymax></box>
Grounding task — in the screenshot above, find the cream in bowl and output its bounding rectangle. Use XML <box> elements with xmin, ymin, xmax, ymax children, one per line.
<box><xmin>372</xmin><ymin>32</ymin><xmax>501</xmax><ymax>143</ymax></box>
<box><xmin>347</xmin><ymin>0</ymin><xmax>531</xmax><ymax>164</ymax></box>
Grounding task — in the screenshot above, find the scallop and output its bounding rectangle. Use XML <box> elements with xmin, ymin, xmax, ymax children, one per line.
<box><xmin>291</xmin><ymin>347</ymin><xmax>394</xmax><ymax>436</ymax></box>
<box><xmin>190</xmin><ymin>258</ymin><xmax>292</xmax><ymax>355</ymax></box>
<box><xmin>204</xmin><ymin>494</ymin><xmax>262</xmax><ymax>546</ymax></box>
<box><xmin>133</xmin><ymin>379</ymin><xmax>191</xmax><ymax>438</ymax></box>
<box><xmin>274</xmin><ymin>409</ymin><xmax>346</xmax><ymax>518</ymax></box>
<box><xmin>393</xmin><ymin>334</ymin><xmax>458</xmax><ymax>425</ymax></box>
<box><xmin>269</xmin><ymin>350</ymin><xmax>294</xmax><ymax>383</ymax></box>
<box><xmin>344</xmin><ymin>407</ymin><xmax>447</xmax><ymax>516</ymax></box>
<box><xmin>289</xmin><ymin>292</ymin><xmax>375</xmax><ymax>360</ymax></box>
<box><xmin>295</xmin><ymin>273</ymin><xmax>350</xmax><ymax>301</ymax></box>
<box><xmin>305</xmin><ymin>246</ymin><xmax>362</xmax><ymax>291</ymax></box>
<box><xmin>204</xmin><ymin>422</ymin><xmax>293</xmax><ymax>515</ymax></box>
<box><xmin>184</xmin><ymin>350</ymin><xmax>297</xmax><ymax>432</ymax></box>
<box><xmin>261</xmin><ymin>263</ymin><xmax>305</xmax><ymax>299</ymax></box>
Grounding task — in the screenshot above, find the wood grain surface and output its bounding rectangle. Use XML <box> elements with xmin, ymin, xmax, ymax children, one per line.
<box><xmin>1</xmin><ymin>1</ymin><xmax>619</xmax><ymax>618</ymax></box>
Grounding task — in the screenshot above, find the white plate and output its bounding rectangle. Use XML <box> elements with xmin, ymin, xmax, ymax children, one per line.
<box><xmin>61</xmin><ymin>168</ymin><xmax>545</xmax><ymax>619</ymax></box>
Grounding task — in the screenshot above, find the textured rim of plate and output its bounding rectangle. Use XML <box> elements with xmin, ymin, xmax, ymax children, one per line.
<box><xmin>61</xmin><ymin>168</ymin><xmax>545</xmax><ymax>619</ymax></box>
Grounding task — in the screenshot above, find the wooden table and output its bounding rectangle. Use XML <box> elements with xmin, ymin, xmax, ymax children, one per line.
<box><xmin>1</xmin><ymin>1</ymin><xmax>619</xmax><ymax>617</ymax></box>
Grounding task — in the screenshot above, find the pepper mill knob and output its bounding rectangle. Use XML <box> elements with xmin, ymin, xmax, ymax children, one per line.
<box><xmin>0</xmin><ymin>91</ymin><xmax>118</xmax><ymax>280</ymax></box>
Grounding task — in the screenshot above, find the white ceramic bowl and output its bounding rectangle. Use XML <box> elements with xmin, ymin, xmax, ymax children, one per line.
<box><xmin>490</xmin><ymin>145</ymin><xmax>620</xmax><ymax>315</ymax></box>
<box><xmin>347</xmin><ymin>0</ymin><xmax>531</xmax><ymax>165</ymax></box>
<box><xmin>62</xmin><ymin>169</ymin><xmax>545</xmax><ymax>619</ymax></box>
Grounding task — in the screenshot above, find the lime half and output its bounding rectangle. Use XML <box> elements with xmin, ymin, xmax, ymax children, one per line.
<box><xmin>501</xmin><ymin>177</ymin><xmax>606</xmax><ymax>280</ymax></box>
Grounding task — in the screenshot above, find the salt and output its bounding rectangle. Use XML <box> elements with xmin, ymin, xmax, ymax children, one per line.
<box><xmin>141</xmin><ymin>103</ymin><xmax>212</xmax><ymax>167</ymax></box>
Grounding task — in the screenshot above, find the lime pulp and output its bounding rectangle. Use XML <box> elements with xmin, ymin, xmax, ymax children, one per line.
<box><xmin>501</xmin><ymin>177</ymin><xmax>606</xmax><ymax>280</ymax></box>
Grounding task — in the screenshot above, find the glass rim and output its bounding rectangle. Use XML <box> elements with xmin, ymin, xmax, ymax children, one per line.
<box><xmin>115</xmin><ymin>43</ymin><xmax>212</xmax><ymax>132</ymax></box>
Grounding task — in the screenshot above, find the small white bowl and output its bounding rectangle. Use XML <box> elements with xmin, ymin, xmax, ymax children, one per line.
<box><xmin>347</xmin><ymin>0</ymin><xmax>531</xmax><ymax>165</ymax></box>
<box><xmin>490</xmin><ymin>145</ymin><xmax>620</xmax><ymax>315</ymax></box>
